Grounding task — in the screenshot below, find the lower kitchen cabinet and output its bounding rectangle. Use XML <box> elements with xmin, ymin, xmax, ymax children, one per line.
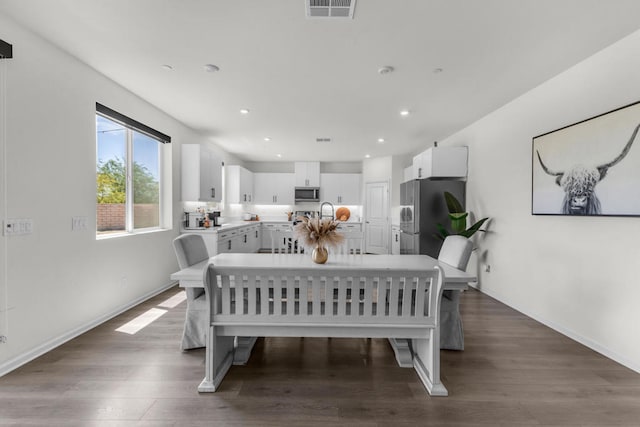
<box><xmin>182</xmin><ymin>223</ymin><xmax>261</xmax><ymax>256</ymax></box>
<box><xmin>391</xmin><ymin>225</ymin><xmax>400</xmax><ymax>255</ymax></box>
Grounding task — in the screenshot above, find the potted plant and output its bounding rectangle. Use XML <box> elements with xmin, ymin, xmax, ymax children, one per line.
<box><xmin>293</xmin><ymin>216</ymin><xmax>344</xmax><ymax>264</ymax></box>
<box><xmin>436</xmin><ymin>191</ymin><xmax>489</xmax><ymax>240</ymax></box>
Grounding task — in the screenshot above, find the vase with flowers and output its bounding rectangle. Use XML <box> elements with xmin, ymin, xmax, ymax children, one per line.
<box><xmin>293</xmin><ymin>216</ymin><xmax>344</xmax><ymax>264</ymax></box>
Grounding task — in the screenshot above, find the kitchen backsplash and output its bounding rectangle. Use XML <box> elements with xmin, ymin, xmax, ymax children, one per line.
<box><xmin>182</xmin><ymin>201</ymin><xmax>362</xmax><ymax>223</ymax></box>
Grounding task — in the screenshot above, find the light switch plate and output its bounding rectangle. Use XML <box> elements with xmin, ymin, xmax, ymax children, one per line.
<box><xmin>3</xmin><ymin>219</ymin><xmax>33</xmax><ymax>236</ymax></box>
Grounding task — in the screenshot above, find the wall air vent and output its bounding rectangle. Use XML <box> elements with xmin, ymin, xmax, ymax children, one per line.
<box><xmin>316</xmin><ymin>137</ymin><xmax>332</xmax><ymax>143</ymax></box>
<box><xmin>306</xmin><ymin>0</ymin><xmax>356</xmax><ymax>19</ymax></box>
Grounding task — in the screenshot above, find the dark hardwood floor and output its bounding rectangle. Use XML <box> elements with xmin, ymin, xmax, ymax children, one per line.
<box><xmin>1</xmin><ymin>286</ymin><xmax>640</xmax><ymax>426</ymax></box>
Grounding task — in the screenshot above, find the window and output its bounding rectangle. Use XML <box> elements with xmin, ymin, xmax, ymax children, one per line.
<box><xmin>96</xmin><ymin>103</ymin><xmax>170</xmax><ymax>237</ymax></box>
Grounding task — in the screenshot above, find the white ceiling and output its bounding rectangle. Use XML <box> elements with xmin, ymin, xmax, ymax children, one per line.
<box><xmin>2</xmin><ymin>0</ymin><xmax>640</xmax><ymax>162</ymax></box>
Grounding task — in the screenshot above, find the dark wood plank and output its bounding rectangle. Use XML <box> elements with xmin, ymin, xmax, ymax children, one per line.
<box><xmin>1</xmin><ymin>286</ymin><xmax>640</xmax><ymax>426</ymax></box>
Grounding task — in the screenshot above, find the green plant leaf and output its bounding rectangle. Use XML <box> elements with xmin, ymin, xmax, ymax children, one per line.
<box><xmin>435</xmin><ymin>223</ymin><xmax>450</xmax><ymax>240</ymax></box>
<box><xmin>444</xmin><ymin>191</ymin><xmax>464</xmax><ymax>213</ymax></box>
<box><xmin>449</xmin><ymin>212</ymin><xmax>468</xmax><ymax>221</ymax></box>
<box><xmin>459</xmin><ymin>217</ymin><xmax>489</xmax><ymax>238</ymax></box>
<box><xmin>448</xmin><ymin>212</ymin><xmax>467</xmax><ymax>233</ymax></box>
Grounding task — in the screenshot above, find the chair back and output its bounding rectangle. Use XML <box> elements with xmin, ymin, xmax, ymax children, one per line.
<box><xmin>333</xmin><ymin>231</ymin><xmax>364</xmax><ymax>255</ymax></box>
<box><xmin>270</xmin><ymin>230</ymin><xmax>302</xmax><ymax>254</ymax></box>
<box><xmin>173</xmin><ymin>233</ymin><xmax>209</xmax><ymax>269</ymax></box>
<box><xmin>438</xmin><ymin>235</ymin><xmax>473</xmax><ymax>270</ymax></box>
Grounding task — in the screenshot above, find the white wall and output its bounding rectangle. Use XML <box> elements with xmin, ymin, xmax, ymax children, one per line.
<box><xmin>0</xmin><ymin>15</ymin><xmax>239</xmax><ymax>374</ymax></box>
<box><xmin>439</xmin><ymin>29</ymin><xmax>640</xmax><ymax>372</ymax></box>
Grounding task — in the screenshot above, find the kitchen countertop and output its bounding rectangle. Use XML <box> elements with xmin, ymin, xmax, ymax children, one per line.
<box><xmin>182</xmin><ymin>219</ymin><xmax>362</xmax><ymax>233</ymax></box>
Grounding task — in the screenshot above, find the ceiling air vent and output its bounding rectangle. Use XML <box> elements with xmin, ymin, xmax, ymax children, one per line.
<box><xmin>316</xmin><ymin>137</ymin><xmax>332</xmax><ymax>143</ymax></box>
<box><xmin>306</xmin><ymin>0</ymin><xmax>356</xmax><ymax>19</ymax></box>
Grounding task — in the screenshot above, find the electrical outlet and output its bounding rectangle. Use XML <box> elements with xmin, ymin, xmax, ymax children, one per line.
<box><xmin>72</xmin><ymin>216</ymin><xmax>88</xmax><ymax>231</ymax></box>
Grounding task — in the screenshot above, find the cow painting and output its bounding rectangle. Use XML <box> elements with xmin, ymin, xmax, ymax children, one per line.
<box><xmin>536</xmin><ymin>122</ymin><xmax>640</xmax><ymax>215</ymax></box>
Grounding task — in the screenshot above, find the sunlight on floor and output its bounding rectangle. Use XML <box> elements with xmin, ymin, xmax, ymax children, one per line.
<box><xmin>115</xmin><ymin>290</ymin><xmax>186</xmax><ymax>334</ymax></box>
<box><xmin>157</xmin><ymin>290</ymin><xmax>187</xmax><ymax>308</ymax></box>
<box><xmin>115</xmin><ymin>307</ymin><xmax>167</xmax><ymax>335</ymax></box>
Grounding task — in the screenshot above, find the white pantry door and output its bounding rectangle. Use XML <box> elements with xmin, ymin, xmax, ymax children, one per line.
<box><xmin>364</xmin><ymin>181</ymin><xmax>389</xmax><ymax>254</ymax></box>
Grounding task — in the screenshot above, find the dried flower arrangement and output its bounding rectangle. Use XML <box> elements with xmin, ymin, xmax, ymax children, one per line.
<box><xmin>293</xmin><ymin>216</ymin><xmax>344</xmax><ymax>249</ymax></box>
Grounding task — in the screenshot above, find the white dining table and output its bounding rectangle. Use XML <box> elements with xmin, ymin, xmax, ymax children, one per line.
<box><xmin>170</xmin><ymin>253</ymin><xmax>477</xmax><ymax>367</ymax></box>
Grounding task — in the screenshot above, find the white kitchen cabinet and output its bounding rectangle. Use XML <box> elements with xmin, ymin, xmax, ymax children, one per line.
<box><xmin>248</xmin><ymin>224</ymin><xmax>261</xmax><ymax>252</ymax></box>
<box><xmin>320</xmin><ymin>173</ymin><xmax>361</xmax><ymax>205</ymax></box>
<box><xmin>238</xmin><ymin>224</ymin><xmax>261</xmax><ymax>253</ymax></box>
<box><xmin>413</xmin><ymin>146</ymin><xmax>468</xmax><ymax>179</ymax></box>
<box><xmin>181</xmin><ymin>144</ymin><xmax>223</xmax><ymax>202</ymax></box>
<box><xmin>295</xmin><ymin>161</ymin><xmax>320</xmax><ymax>187</ymax></box>
<box><xmin>215</xmin><ymin>225</ymin><xmax>260</xmax><ymax>253</ymax></box>
<box><xmin>216</xmin><ymin>229</ymin><xmax>236</xmax><ymax>253</ymax></box>
<box><xmin>391</xmin><ymin>225</ymin><xmax>400</xmax><ymax>255</ymax></box>
<box><xmin>226</xmin><ymin>165</ymin><xmax>254</xmax><ymax>204</ymax></box>
<box><xmin>253</xmin><ymin>173</ymin><xmax>295</xmax><ymax>205</ymax></box>
<box><xmin>337</xmin><ymin>222</ymin><xmax>362</xmax><ymax>232</ymax></box>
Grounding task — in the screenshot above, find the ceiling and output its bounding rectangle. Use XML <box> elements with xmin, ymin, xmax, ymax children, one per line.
<box><xmin>2</xmin><ymin>0</ymin><xmax>640</xmax><ymax>162</ymax></box>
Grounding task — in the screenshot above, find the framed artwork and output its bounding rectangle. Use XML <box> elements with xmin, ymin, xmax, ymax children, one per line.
<box><xmin>532</xmin><ymin>101</ymin><xmax>640</xmax><ymax>216</ymax></box>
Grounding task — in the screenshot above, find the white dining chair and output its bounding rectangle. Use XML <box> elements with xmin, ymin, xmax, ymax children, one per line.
<box><xmin>333</xmin><ymin>231</ymin><xmax>364</xmax><ymax>255</ymax></box>
<box><xmin>437</xmin><ymin>235</ymin><xmax>473</xmax><ymax>350</ymax></box>
<box><xmin>270</xmin><ymin>230</ymin><xmax>302</xmax><ymax>254</ymax></box>
<box><xmin>172</xmin><ymin>233</ymin><xmax>209</xmax><ymax>350</ymax></box>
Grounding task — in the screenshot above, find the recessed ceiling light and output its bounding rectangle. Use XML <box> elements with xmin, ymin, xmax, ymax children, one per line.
<box><xmin>203</xmin><ymin>64</ymin><xmax>220</xmax><ymax>72</ymax></box>
<box><xmin>377</xmin><ymin>138</ymin><xmax>385</xmax><ymax>144</ymax></box>
<box><xmin>365</xmin><ymin>154</ymin><xmax>371</xmax><ymax>159</ymax></box>
<box><xmin>378</xmin><ymin>66</ymin><xmax>394</xmax><ymax>75</ymax></box>
<box><xmin>240</xmin><ymin>109</ymin><xmax>250</xmax><ymax>114</ymax></box>
<box><xmin>264</xmin><ymin>137</ymin><xmax>271</xmax><ymax>142</ymax></box>
<box><xmin>161</xmin><ymin>64</ymin><xmax>173</xmax><ymax>71</ymax></box>
<box><xmin>276</xmin><ymin>154</ymin><xmax>282</xmax><ymax>158</ymax></box>
<box><xmin>400</xmin><ymin>110</ymin><xmax>410</xmax><ymax>116</ymax></box>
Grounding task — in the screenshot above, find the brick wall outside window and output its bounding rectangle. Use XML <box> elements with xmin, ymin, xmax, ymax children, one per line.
<box><xmin>97</xmin><ymin>204</ymin><xmax>159</xmax><ymax>231</ymax></box>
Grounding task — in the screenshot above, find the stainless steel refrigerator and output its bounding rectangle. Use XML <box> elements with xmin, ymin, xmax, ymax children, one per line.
<box><xmin>399</xmin><ymin>179</ymin><xmax>465</xmax><ymax>257</ymax></box>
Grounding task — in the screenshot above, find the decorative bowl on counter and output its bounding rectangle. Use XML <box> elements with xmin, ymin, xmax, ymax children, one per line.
<box><xmin>335</xmin><ymin>207</ymin><xmax>350</xmax><ymax>221</ymax></box>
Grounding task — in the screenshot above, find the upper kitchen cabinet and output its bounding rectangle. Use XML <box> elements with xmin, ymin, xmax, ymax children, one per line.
<box><xmin>226</xmin><ymin>165</ymin><xmax>254</xmax><ymax>204</ymax></box>
<box><xmin>412</xmin><ymin>146</ymin><xmax>468</xmax><ymax>179</ymax></box>
<box><xmin>320</xmin><ymin>173</ymin><xmax>361</xmax><ymax>205</ymax></box>
<box><xmin>181</xmin><ymin>144</ymin><xmax>223</xmax><ymax>202</ymax></box>
<box><xmin>253</xmin><ymin>173</ymin><xmax>295</xmax><ymax>205</ymax></box>
<box><xmin>295</xmin><ymin>161</ymin><xmax>320</xmax><ymax>187</ymax></box>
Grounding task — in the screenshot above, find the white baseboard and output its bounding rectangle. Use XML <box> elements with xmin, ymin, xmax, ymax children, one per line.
<box><xmin>468</xmin><ymin>284</ymin><xmax>640</xmax><ymax>374</ymax></box>
<box><xmin>0</xmin><ymin>281</ymin><xmax>178</xmax><ymax>378</ymax></box>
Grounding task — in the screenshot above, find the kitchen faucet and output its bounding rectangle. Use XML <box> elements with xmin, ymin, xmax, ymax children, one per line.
<box><xmin>319</xmin><ymin>201</ymin><xmax>335</xmax><ymax>220</ymax></box>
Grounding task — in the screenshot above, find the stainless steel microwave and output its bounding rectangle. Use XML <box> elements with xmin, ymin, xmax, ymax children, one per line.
<box><xmin>295</xmin><ymin>187</ymin><xmax>320</xmax><ymax>202</ymax></box>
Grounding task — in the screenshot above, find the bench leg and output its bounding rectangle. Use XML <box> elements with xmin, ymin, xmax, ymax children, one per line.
<box><xmin>412</xmin><ymin>329</ymin><xmax>448</xmax><ymax>396</ymax></box>
<box><xmin>388</xmin><ymin>338</ymin><xmax>414</xmax><ymax>368</ymax></box>
<box><xmin>234</xmin><ymin>336</ymin><xmax>258</xmax><ymax>365</ymax></box>
<box><xmin>198</xmin><ymin>325</ymin><xmax>234</xmax><ymax>392</ymax></box>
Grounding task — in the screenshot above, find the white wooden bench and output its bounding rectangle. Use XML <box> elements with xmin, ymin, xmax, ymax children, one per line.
<box><xmin>199</xmin><ymin>262</ymin><xmax>449</xmax><ymax>396</ymax></box>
